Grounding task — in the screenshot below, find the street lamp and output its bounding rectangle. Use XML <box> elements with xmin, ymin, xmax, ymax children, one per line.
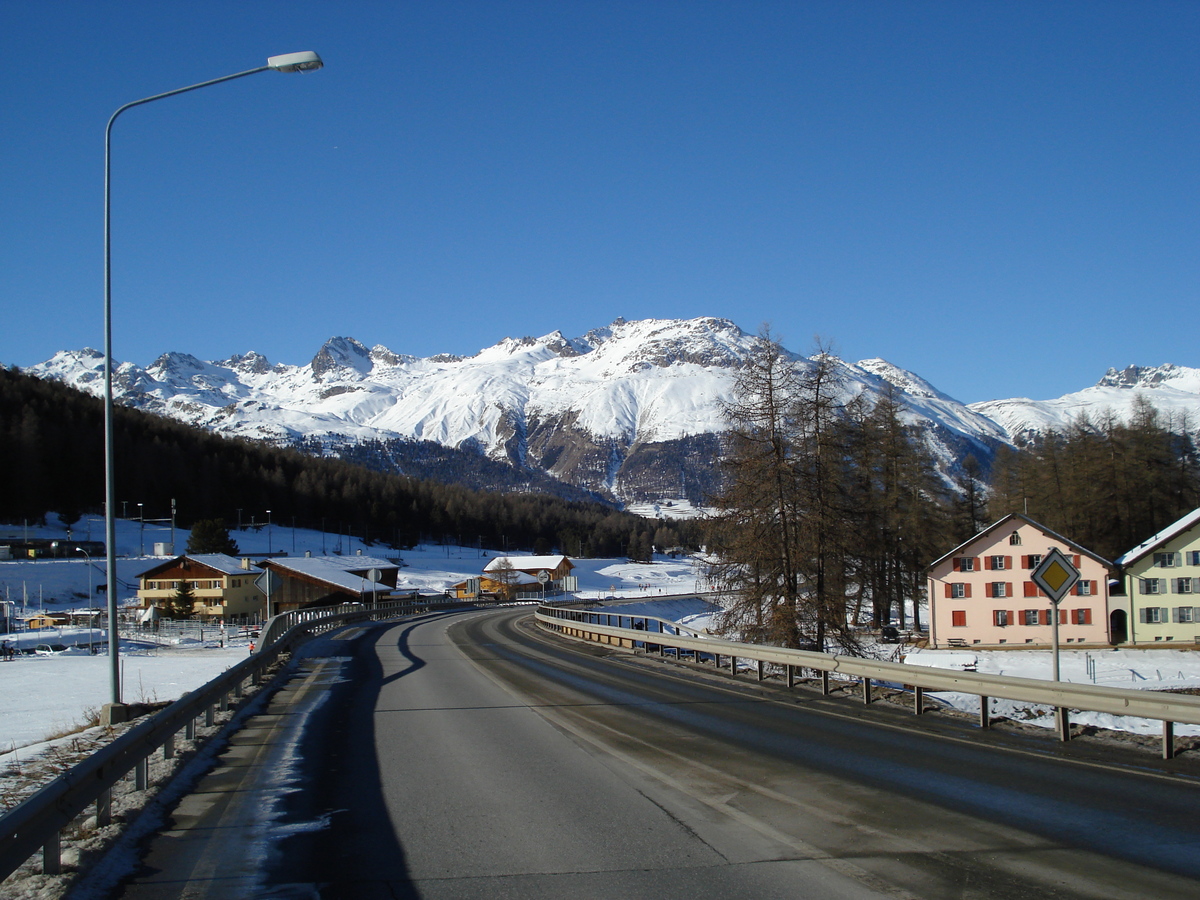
<box><xmin>266</xmin><ymin>509</ymin><xmax>273</xmax><ymax>554</ymax></box>
<box><xmin>76</xmin><ymin>547</ymin><xmax>95</xmax><ymax>644</ymax></box>
<box><xmin>102</xmin><ymin>51</ymin><xmax>324</xmax><ymax>711</ymax></box>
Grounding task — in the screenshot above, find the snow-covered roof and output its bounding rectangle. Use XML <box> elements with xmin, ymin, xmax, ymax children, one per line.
<box><xmin>483</xmin><ymin>555</ymin><xmax>571</xmax><ymax>573</ymax></box>
<box><xmin>135</xmin><ymin>553</ymin><xmax>249</xmax><ymax>579</ymax></box>
<box><xmin>928</xmin><ymin>513</ymin><xmax>1113</xmax><ymax>570</ymax></box>
<box><xmin>264</xmin><ymin>556</ymin><xmax>397</xmax><ymax>592</ymax></box>
<box><xmin>1116</xmin><ymin>507</ymin><xmax>1200</xmax><ymax>566</ymax></box>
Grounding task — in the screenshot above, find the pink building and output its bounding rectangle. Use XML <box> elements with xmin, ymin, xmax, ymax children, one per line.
<box><xmin>927</xmin><ymin>514</ymin><xmax>1114</xmax><ymax>648</ymax></box>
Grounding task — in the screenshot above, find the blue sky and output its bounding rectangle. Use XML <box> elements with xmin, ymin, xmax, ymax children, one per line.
<box><xmin>2</xmin><ymin>1</ymin><xmax>1197</xmax><ymax>404</ymax></box>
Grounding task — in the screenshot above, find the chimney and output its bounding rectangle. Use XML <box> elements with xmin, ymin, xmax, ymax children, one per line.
<box><xmin>305</xmin><ymin>550</ymin><xmax>312</xmax><ymax>558</ymax></box>
<box><xmin>241</xmin><ymin>558</ymin><xmax>251</xmax><ymax>570</ymax></box>
<box><xmin>356</xmin><ymin>549</ymin><xmax>363</xmax><ymax>556</ymax></box>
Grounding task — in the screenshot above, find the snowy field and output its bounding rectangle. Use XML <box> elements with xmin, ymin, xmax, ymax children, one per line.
<box><xmin>7</xmin><ymin>513</ymin><xmax>1200</xmax><ymax>754</ymax></box>
<box><xmin>1</xmin><ymin>514</ymin><xmax>708</xmax><ymax>755</ymax></box>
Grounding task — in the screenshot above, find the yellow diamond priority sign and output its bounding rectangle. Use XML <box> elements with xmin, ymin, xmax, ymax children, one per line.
<box><xmin>1031</xmin><ymin>547</ymin><xmax>1080</xmax><ymax>604</ymax></box>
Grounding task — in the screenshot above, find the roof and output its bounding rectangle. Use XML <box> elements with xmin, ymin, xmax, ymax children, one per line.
<box><xmin>483</xmin><ymin>555</ymin><xmax>572</xmax><ymax>574</ymax></box>
<box><xmin>262</xmin><ymin>556</ymin><xmax>397</xmax><ymax>592</ymax></box>
<box><xmin>1115</xmin><ymin>507</ymin><xmax>1200</xmax><ymax>566</ymax></box>
<box><xmin>928</xmin><ymin>513</ymin><xmax>1113</xmax><ymax>571</ymax></box>
<box><xmin>136</xmin><ymin>553</ymin><xmax>248</xmax><ymax>580</ymax></box>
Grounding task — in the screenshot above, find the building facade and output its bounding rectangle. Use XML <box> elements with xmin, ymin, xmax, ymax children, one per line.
<box><xmin>136</xmin><ymin>554</ymin><xmax>264</xmax><ymax>623</ymax></box>
<box><xmin>1114</xmin><ymin>508</ymin><xmax>1200</xmax><ymax>645</ymax></box>
<box><xmin>927</xmin><ymin>514</ymin><xmax>1114</xmax><ymax>648</ymax></box>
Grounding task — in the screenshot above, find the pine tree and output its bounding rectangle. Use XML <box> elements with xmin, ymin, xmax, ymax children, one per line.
<box><xmin>187</xmin><ymin>518</ymin><xmax>240</xmax><ymax>555</ymax></box>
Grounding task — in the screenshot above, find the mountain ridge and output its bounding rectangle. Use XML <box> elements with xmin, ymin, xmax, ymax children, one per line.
<box><xmin>23</xmin><ymin>317</ymin><xmax>1198</xmax><ymax>504</ymax></box>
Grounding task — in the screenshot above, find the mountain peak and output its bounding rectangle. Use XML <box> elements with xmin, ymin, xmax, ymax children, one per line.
<box><xmin>311</xmin><ymin>337</ymin><xmax>373</xmax><ymax>380</ymax></box>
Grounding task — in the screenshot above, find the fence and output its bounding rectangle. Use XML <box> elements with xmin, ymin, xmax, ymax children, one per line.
<box><xmin>536</xmin><ymin>602</ymin><xmax>1200</xmax><ymax>760</ymax></box>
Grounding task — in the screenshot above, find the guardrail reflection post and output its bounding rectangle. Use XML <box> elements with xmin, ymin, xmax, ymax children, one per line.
<box><xmin>979</xmin><ymin>696</ymin><xmax>990</xmax><ymax>729</ymax></box>
<box><xmin>1164</xmin><ymin>721</ymin><xmax>1175</xmax><ymax>760</ymax></box>
<box><xmin>42</xmin><ymin>832</ymin><xmax>61</xmax><ymax>875</ymax></box>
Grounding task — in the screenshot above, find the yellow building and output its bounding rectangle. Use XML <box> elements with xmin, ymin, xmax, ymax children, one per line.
<box><xmin>136</xmin><ymin>554</ymin><xmax>265</xmax><ymax>623</ymax></box>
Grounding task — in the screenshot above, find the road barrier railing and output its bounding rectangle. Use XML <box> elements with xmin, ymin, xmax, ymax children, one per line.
<box><xmin>0</xmin><ymin>594</ymin><xmax>466</xmax><ymax>883</ymax></box>
<box><xmin>536</xmin><ymin>602</ymin><xmax>1200</xmax><ymax>760</ymax></box>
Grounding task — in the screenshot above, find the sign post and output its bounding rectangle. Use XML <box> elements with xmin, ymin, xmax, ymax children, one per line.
<box><xmin>1031</xmin><ymin>548</ymin><xmax>1081</xmax><ymax>741</ymax></box>
<box><xmin>1030</xmin><ymin>548</ymin><xmax>1081</xmax><ymax>682</ymax></box>
<box><xmin>254</xmin><ymin>570</ymin><xmax>281</xmax><ymax>620</ymax></box>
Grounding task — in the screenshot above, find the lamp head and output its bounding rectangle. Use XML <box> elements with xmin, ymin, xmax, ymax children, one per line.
<box><xmin>268</xmin><ymin>51</ymin><xmax>324</xmax><ymax>73</ymax></box>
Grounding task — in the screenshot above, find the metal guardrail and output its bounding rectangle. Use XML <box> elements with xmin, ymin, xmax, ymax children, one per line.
<box><xmin>537</xmin><ymin>603</ymin><xmax>1200</xmax><ymax>760</ymax></box>
<box><xmin>0</xmin><ymin>595</ymin><xmax>468</xmax><ymax>883</ymax></box>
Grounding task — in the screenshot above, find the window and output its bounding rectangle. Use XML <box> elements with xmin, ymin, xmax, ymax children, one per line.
<box><xmin>1022</xmin><ymin>609</ymin><xmax>1039</xmax><ymax>626</ymax></box>
<box><xmin>1026</xmin><ymin>554</ymin><xmax>1043</xmax><ymax>569</ymax></box>
<box><xmin>1189</xmin><ymin>551</ymin><xmax>1200</xmax><ymax>567</ymax></box>
<box><xmin>950</xmin><ymin>583</ymin><xmax>967</xmax><ymax>599</ymax></box>
<box><xmin>1142</xmin><ymin>578</ymin><xmax>1163</xmax><ymax>595</ymax></box>
<box><xmin>1174</xmin><ymin>607</ymin><xmax>1195</xmax><ymax>623</ymax></box>
<box><xmin>1009</xmin><ymin>532</ymin><xmax>1022</xmax><ymax>546</ymax></box>
<box><xmin>951</xmin><ymin>610</ymin><xmax>967</xmax><ymax>627</ymax></box>
<box><xmin>957</xmin><ymin>557</ymin><xmax>976</xmax><ymax>572</ymax></box>
<box><xmin>989</xmin><ymin>556</ymin><xmax>1008</xmax><ymax>570</ymax></box>
<box><xmin>1070</xmin><ymin>608</ymin><xmax>1093</xmax><ymax>625</ymax></box>
<box><xmin>1155</xmin><ymin>552</ymin><xmax>1178</xmax><ymax>568</ymax></box>
<box><xmin>990</xmin><ymin>582</ymin><xmax>1008</xmax><ymax>598</ymax></box>
<box><xmin>1140</xmin><ymin>607</ymin><xmax>1166</xmax><ymax>624</ymax></box>
<box><xmin>993</xmin><ymin>609</ymin><xmax>1011</xmax><ymax>626</ymax></box>
<box><xmin>1075</xmin><ymin>580</ymin><xmax>1093</xmax><ymax>596</ymax></box>
<box><xmin>1176</xmin><ymin>578</ymin><xmax>1194</xmax><ymax>594</ymax></box>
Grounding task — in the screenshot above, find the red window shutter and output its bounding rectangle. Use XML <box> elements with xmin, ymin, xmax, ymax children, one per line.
<box><xmin>1039</xmin><ymin>609</ymin><xmax>1049</xmax><ymax>625</ymax></box>
<box><xmin>952</xmin><ymin>610</ymin><xmax>966</xmax><ymax>627</ymax></box>
<box><xmin>1070</xmin><ymin>609</ymin><xmax>1079</xmax><ymax>625</ymax></box>
<box><xmin>1008</xmin><ymin>610</ymin><xmax>1015</xmax><ymax>626</ymax></box>
<box><xmin>1022</xmin><ymin>555</ymin><xmax>1030</xmax><ymax>568</ymax></box>
<box><xmin>1073</xmin><ymin>555</ymin><xmax>1082</xmax><ymax>567</ymax></box>
<box><xmin>964</xmin><ymin>583</ymin><xmax>972</xmax><ymax>598</ymax></box>
<box><xmin>1060</xmin><ymin>609</ymin><xmax>1068</xmax><ymax>625</ymax></box>
<box><xmin>953</xmin><ymin>558</ymin><xmax>961</xmax><ymax>571</ymax></box>
<box><xmin>1006</xmin><ymin>556</ymin><xmax>1013</xmax><ymax>569</ymax></box>
<box><xmin>945</xmin><ymin>583</ymin><xmax>953</xmax><ymax>598</ymax></box>
<box><xmin>1083</xmin><ymin>608</ymin><xmax>1092</xmax><ymax>625</ymax></box>
<box><xmin>984</xmin><ymin>556</ymin><xmax>992</xmax><ymax>570</ymax></box>
<box><xmin>984</xmin><ymin>583</ymin><xmax>993</xmax><ymax>598</ymax></box>
<box><xmin>1007</xmin><ymin>583</ymin><xmax>1014</xmax><ymax>599</ymax></box>
<box><xmin>1024</xmin><ymin>581</ymin><xmax>1038</xmax><ymax>597</ymax></box>
<box><xmin>973</xmin><ymin>557</ymin><xmax>980</xmax><ymax>570</ymax></box>
<box><xmin>993</xmin><ymin>610</ymin><xmax>1001</xmax><ymax>626</ymax></box>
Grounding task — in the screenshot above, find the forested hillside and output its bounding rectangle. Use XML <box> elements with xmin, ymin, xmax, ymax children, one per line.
<box><xmin>0</xmin><ymin>367</ymin><xmax>687</xmax><ymax>556</ymax></box>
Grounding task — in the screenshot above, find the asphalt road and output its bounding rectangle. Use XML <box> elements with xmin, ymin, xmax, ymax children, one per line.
<box><xmin>116</xmin><ymin>608</ymin><xmax>1200</xmax><ymax>898</ymax></box>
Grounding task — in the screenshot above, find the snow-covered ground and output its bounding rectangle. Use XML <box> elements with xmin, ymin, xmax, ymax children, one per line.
<box><xmin>0</xmin><ymin>513</ymin><xmax>709</xmax><ymax>754</ymax></box>
<box><xmin>903</xmin><ymin>646</ymin><xmax>1200</xmax><ymax>737</ymax></box>
<box><xmin>8</xmin><ymin>512</ymin><xmax>1200</xmax><ymax>754</ymax></box>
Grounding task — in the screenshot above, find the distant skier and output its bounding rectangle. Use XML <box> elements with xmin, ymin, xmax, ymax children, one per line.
<box><xmin>249</xmin><ymin>641</ymin><xmax>255</xmax><ymax>655</ymax></box>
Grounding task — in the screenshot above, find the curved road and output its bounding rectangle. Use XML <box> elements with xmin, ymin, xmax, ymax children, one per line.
<box><xmin>117</xmin><ymin>608</ymin><xmax>1200</xmax><ymax>898</ymax></box>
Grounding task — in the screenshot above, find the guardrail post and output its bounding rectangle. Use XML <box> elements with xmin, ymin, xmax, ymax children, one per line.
<box><xmin>786</xmin><ymin>664</ymin><xmax>795</xmax><ymax>688</ymax></box>
<box><xmin>135</xmin><ymin>757</ymin><xmax>148</xmax><ymax>790</ymax></box>
<box><xmin>979</xmin><ymin>696</ymin><xmax>990</xmax><ymax>729</ymax></box>
<box><xmin>186</xmin><ymin>716</ymin><xmax>196</xmax><ymax>740</ymax></box>
<box><xmin>164</xmin><ymin>733</ymin><xmax>176</xmax><ymax>760</ymax></box>
<box><xmin>97</xmin><ymin>787</ymin><xmax>112</xmax><ymax>826</ymax></box>
<box><xmin>756</xmin><ymin>660</ymin><xmax>765</xmax><ymax>681</ymax></box>
<box><xmin>914</xmin><ymin>686</ymin><xmax>924</xmax><ymax>715</ymax></box>
<box><xmin>821</xmin><ymin>670</ymin><xmax>831</xmax><ymax>695</ymax></box>
<box><xmin>1164</xmin><ymin>721</ymin><xmax>1176</xmax><ymax>760</ymax></box>
<box><xmin>863</xmin><ymin>677</ymin><xmax>872</xmax><ymax>705</ymax></box>
<box><xmin>219</xmin><ymin>692</ymin><xmax>229</xmax><ymax>712</ymax></box>
<box><xmin>729</xmin><ymin>655</ymin><xmax>737</xmax><ymax>675</ymax></box>
<box><xmin>42</xmin><ymin>832</ymin><xmax>61</xmax><ymax>875</ymax></box>
<box><xmin>205</xmin><ymin>704</ymin><xmax>215</xmax><ymax>727</ymax></box>
<box><xmin>234</xmin><ymin>678</ymin><xmax>244</xmax><ymax>698</ymax></box>
<box><xmin>1057</xmin><ymin>708</ymin><xmax>1071</xmax><ymax>742</ymax></box>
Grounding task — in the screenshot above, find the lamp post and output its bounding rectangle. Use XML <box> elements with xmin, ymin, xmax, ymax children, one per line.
<box><xmin>137</xmin><ymin>502</ymin><xmax>144</xmax><ymax>556</ymax></box>
<box><xmin>266</xmin><ymin>509</ymin><xmax>273</xmax><ymax>554</ymax></box>
<box><xmin>102</xmin><ymin>51</ymin><xmax>324</xmax><ymax>711</ymax></box>
<box><xmin>76</xmin><ymin>547</ymin><xmax>95</xmax><ymax>644</ymax></box>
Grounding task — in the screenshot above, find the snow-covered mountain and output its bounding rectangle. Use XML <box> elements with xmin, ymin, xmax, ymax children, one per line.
<box><xmin>27</xmin><ymin>317</ymin><xmax>1193</xmax><ymax>504</ymax></box>
<box><xmin>969</xmin><ymin>364</ymin><xmax>1200</xmax><ymax>443</ymax></box>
